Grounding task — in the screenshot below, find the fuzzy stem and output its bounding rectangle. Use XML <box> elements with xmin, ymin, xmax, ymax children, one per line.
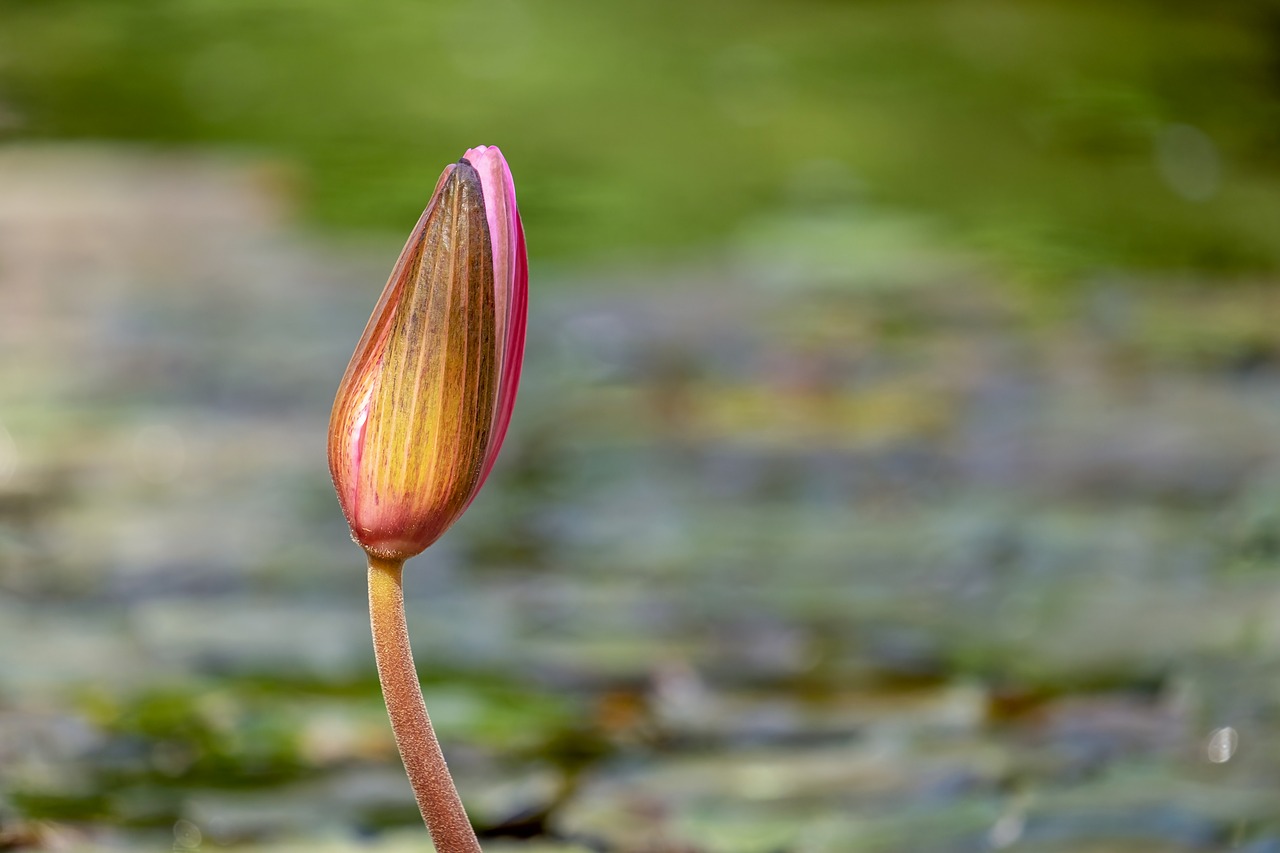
<box><xmin>368</xmin><ymin>555</ymin><xmax>482</xmax><ymax>853</ymax></box>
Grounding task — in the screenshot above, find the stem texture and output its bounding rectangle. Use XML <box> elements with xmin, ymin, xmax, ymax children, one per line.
<box><xmin>368</xmin><ymin>556</ymin><xmax>481</xmax><ymax>853</ymax></box>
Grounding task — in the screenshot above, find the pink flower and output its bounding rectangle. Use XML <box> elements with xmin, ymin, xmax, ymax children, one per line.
<box><xmin>329</xmin><ymin>146</ymin><xmax>528</xmax><ymax>561</ymax></box>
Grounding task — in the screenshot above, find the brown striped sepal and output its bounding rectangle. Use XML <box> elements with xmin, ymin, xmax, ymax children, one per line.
<box><xmin>329</xmin><ymin>149</ymin><xmax>526</xmax><ymax>562</ymax></box>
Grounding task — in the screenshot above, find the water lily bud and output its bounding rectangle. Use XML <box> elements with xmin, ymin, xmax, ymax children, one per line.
<box><xmin>329</xmin><ymin>147</ymin><xmax>528</xmax><ymax>562</ymax></box>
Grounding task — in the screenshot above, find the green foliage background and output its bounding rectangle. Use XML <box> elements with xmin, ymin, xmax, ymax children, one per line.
<box><xmin>3</xmin><ymin>0</ymin><xmax>1280</xmax><ymax>279</ymax></box>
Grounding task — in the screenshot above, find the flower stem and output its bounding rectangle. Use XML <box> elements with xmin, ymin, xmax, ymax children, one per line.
<box><xmin>368</xmin><ymin>555</ymin><xmax>482</xmax><ymax>853</ymax></box>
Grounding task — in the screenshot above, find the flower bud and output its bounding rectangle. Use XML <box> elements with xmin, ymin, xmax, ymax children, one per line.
<box><xmin>329</xmin><ymin>146</ymin><xmax>528</xmax><ymax>561</ymax></box>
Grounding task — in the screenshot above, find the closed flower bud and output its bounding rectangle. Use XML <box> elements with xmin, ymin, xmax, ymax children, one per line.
<box><xmin>329</xmin><ymin>146</ymin><xmax>528</xmax><ymax>562</ymax></box>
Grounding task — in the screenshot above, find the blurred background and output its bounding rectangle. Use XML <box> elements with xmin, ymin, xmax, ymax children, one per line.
<box><xmin>2</xmin><ymin>1</ymin><xmax>1280</xmax><ymax>851</ymax></box>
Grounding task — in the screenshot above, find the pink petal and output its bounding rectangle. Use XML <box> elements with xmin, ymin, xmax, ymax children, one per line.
<box><xmin>460</xmin><ymin>145</ymin><xmax>528</xmax><ymax>497</ymax></box>
<box><xmin>481</xmin><ymin>210</ymin><xmax>527</xmax><ymax>483</ymax></box>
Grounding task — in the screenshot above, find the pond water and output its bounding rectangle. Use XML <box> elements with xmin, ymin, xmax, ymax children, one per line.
<box><xmin>2</xmin><ymin>149</ymin><xmax>1280</xmax><ymax>852</ymax></box>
